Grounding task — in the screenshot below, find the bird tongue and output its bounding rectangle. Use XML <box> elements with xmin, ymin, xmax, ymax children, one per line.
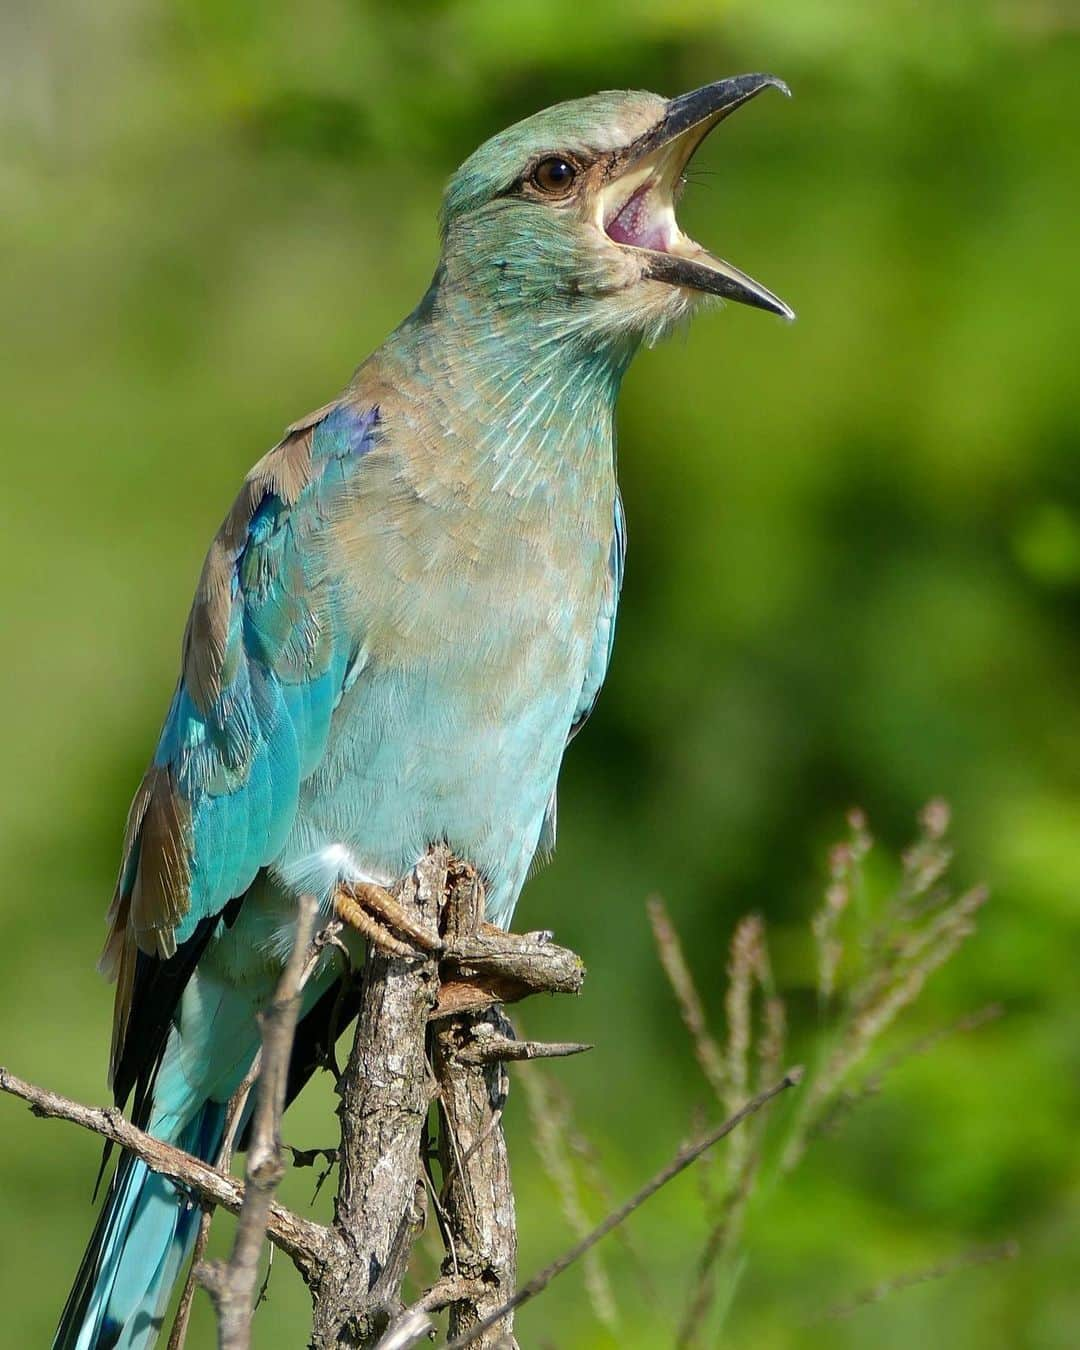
<box><xmin>605</xmin><ymin>180</ymin><xmax>673</xmax><ymax>252</ymax></box>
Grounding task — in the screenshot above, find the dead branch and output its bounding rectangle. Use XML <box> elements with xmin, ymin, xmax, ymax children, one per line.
<box><xmin>6</xmin><ymin>854</ymin><xmax>801</xmax><ymax>1350</ymax></box>
<box><xmin>198</xmin><ymin>895</ymin><xmax>320</xmax><ymax>1348</ymax></box>
<box><xmin>308</xmin><ymin>850</ymin><xmax>449</xmax><ymax>1349</ymax></box>
<box><xmin>307</xmin><ymin>849</ymin><xmax>590</xmax><ymax>1348</ymax></box>
<box><xmin>454</xmin><ymin>1036</ymin><xmax>591</xmax><ymax>1066</ymax></box>
<box><xmin>431</xmin><ymin>1004</ymin><xmax>519</xmax><ymax>1349</ymax></box>
<box><xmin>6</xmin><ymin>854</ymin><xmax>588</xmax><ymax>1349</ymax></box>
<box><xmin>436</xmin><ymin>924</ymin><xmax>586</xmax><ymax>1018</ymax></box>
<box><xmin>0</xmin><ymin>1066</ymin><xmax>336</xmax><ymax>1279</ymax></box>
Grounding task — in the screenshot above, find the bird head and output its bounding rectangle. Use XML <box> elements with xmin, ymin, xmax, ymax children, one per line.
<box><xmin>439</xmin><ymin>74</ymin><xmax>794</xmax><ymax>349</ymax></box>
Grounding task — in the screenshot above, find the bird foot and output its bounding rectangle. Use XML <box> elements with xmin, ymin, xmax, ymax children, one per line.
<box><xmin>334</xmin><ymin>881</ymin><xmax>443</xmax><ymax>958</ymax></box>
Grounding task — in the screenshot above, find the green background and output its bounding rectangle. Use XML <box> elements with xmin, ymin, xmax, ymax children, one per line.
<box><xmin>2</xmin><ymin>1</ymin><xmax>1078</xmax><ymax>1345</ymax></box>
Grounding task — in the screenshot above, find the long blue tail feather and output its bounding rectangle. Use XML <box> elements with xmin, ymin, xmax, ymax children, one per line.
<box><xmin>54</xmin><ymin>1102</ymin><xmax>226</xmax><ymax>1350</ymax></box>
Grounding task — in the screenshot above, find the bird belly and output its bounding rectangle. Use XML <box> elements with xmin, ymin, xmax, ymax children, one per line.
<box><xmin>274</xmin><ymin>561</ymin><xmax>604</xmax><ymax>927</ymax></box>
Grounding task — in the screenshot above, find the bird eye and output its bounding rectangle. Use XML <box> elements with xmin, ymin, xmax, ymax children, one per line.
<box><xmin>530</xmin><ymin>157</ymin><xmax>578</xmax><ymax>197</ymax></box>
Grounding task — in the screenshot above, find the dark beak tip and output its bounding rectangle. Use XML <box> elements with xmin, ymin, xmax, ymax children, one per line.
<box><xmin>757</xmin><ymin>293</ymin><xmax>797</xmax><ymax>323</ymax></box>
<box><xmin>735</xmin><ymin>72</ymin><xmax>792</xmax><ymax>102</ymax></box>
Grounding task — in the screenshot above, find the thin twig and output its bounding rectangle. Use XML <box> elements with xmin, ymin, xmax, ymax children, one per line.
<box><xmin>677</xmin><ymin>1156</ymin><xmax>758</xmax><ymax>1349</ymax></box>
<box><xmin>166</xmin><ymin>1205</ymin><xmax>214</xmax><ymax>1350</ymax></box>
<box><xmin>198</xmin><ymin>895</ymin><xmax>320</xmax><ymax>1348</ymax></box>
<box><xmin>445</xmin><ymin>1069</ymin><xmax>804</xmax><ymax>1349</ymax></box>
<box><xmin>817</xmin><ymin>1240</ymin><xmax>1019</xmax><ymax>1322</ymax></box>
<box><xmin>565</xmin><ymin>1114</ymin><xmax>658</xmax><ymax>1303</ymax></box>
<box><xmin>167</xmin><ymin>1061</ymin><xmax>264</xmax><ymax>1350</ymax></box>
<box><xmin>170</xmin><ymin>910</ymin><xmax>347</xmax><ymax>1348</ymax></box>
<box><xmin>454</xmin><ymin>1036</ymin><xmax>592</xmax><ymax>1066</ymax></box>
<box><xmin>0</xmin><ymin>1066</ymin><xmax>334</xmax><ymax>1277</ymax></box>
<box><xmin>784</xmin><ymin>885</ymin><xmax>988</xmax><ymax>1173</ymax></box>
<box><xmin>422</xmin><ymin>1158</ymin><xmax>461</xmax><ymax>1279</ymax></box>
<box><xmin>809</xmin><ymin>1002</ymin><xmax>1004</xmax><ymax>1143</ymax></box>
<box><xmin>12</xmin><ymin>857</ymin><xmax>592</xmax><ymax>1348</ymax></box>
<box><xmin>372</xmin><ymin>1309</ymin><xmax>435</xmax><ymax>1350</ymax></box>
<box><xmin>373</xmin><ymin>1279</ymin><xmax>476</xmax><ymax>1350</ymax></box>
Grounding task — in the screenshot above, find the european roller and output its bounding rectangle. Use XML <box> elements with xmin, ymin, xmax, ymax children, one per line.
<box><xmin>56</xmin><ymin>74</ymin><xmax>792</xmax><ymax>1348</ymax></box>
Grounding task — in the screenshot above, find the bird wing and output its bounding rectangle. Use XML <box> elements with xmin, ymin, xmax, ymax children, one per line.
<box><xmin>570</xmin><ymin>486</ymin><xmax>625</xmax><ymax>740</ymax></box>
<box><xmin>534</xmin><ymin>488</ymin><xmax>626</xmax><ymax>864</ymax></box>
<box><xmin>101</xmin><ymin>399</ymin><xmax>382</xmax><ymax>1087</ymax></box>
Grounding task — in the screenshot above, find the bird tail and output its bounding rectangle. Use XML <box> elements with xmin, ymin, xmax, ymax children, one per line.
<box><xmin>53</xmin><ymin>1100</ymin><xmax>226</xmax><ymax>1350</ymax></box>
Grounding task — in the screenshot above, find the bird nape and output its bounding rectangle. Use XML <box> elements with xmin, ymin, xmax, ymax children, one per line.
<box><xmin>56</xmin><ymin>73</ymin><xmax>792</xmax><ymax>1349</ymax></box>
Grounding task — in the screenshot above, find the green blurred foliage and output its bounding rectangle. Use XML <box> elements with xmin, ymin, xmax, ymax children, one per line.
<box><xmin>2</xmin><ymin>1</ymin><xmax>1078</xmax><ymax>1345</ymax></box>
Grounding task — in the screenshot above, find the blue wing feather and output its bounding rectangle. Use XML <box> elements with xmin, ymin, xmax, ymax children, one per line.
<box><xmin>109</xmin><ymin>403</ymin><xmax>380</xmax><ymax>967</ymax></box>
<box><xmin>570</xmin><ymin>486</ymin><xmax>625</xmax><ymax>739</ymax></box>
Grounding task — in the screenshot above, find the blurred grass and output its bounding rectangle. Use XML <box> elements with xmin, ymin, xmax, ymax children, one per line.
<box><xmin>2</xmin><ymin>1</ymin><xmax>1079</xmax><ymax>1346</ymax></box>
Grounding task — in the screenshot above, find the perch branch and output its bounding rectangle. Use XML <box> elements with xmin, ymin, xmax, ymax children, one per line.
<box><xmin>436</xmin><ymin>924</ymin><xmax>585</xmax><ymax>1017</ymax></box>
<box><xmin>308</xmin><ymin>848</ymin><xmax>449</xmax><ymax>1348</ymax></box>
<box><xmin>326</xmin><ymin>858</ymin><xmax>587</xmax><ymax>1350</ymax></box>
<box><xmin>198</xmin><ymin>894</ymin><xmax>321</xmax><ymax>1348</ymax></box>
<box><xmin>5</xmin><ymin>856</ymin><xmax>589</xmax><ymax>1349</ymax></box>
<box><xmin>432</xmin><ymin>1003</ymin><xmax>519</xmax><ymax>1349</ymax></box>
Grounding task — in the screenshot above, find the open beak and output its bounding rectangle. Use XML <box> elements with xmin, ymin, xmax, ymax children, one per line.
<box><xmin>600</xmin><ymin>74</ymin><xmax>794</xmax><ymax>321</ymax></box>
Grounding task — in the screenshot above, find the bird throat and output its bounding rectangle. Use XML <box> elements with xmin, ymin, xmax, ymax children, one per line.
<box><xmin>381</xmin><ymin>276</ymin><xmax>639</xmax><ymax>501</ymax></box>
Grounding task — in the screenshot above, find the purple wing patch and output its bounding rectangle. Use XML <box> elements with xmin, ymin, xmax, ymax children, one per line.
<box><xmin>315</xmin><ymin>403</ymin><xmax>381</xmax><ymax>460</ymax></box>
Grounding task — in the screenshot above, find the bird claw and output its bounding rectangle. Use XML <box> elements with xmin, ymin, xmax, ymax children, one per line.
<box><xmin>334</xmin><ymin>881</ymin><xmax>443</xmax><ymax>957</ymax></box>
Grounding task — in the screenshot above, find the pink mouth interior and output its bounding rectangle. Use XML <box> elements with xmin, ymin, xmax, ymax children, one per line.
<box><xmin>605</xmin><ymin>180</ymin><xmax>674</xmax><ymax>252</ymax></box>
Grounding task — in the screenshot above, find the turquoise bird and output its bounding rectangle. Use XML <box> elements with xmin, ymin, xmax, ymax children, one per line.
<box><xmin>56</xmin><ymin>74</ymin><xmax>792</xmax><ymax>1348</ymax></box>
